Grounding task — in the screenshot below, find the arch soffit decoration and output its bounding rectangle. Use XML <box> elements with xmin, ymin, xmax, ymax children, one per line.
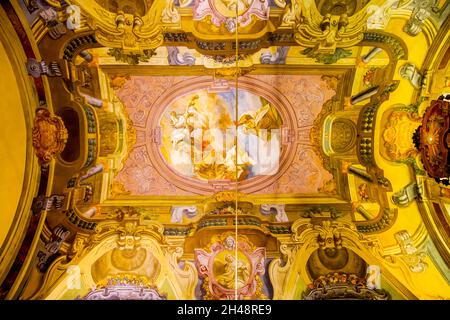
<box><xmin>34</xmin><ymin>219</ymin><xmax>198</xmax><ymax>300</ymax></box>
<box><xmin>268</xmin><ymin>219</ymin><xmax>419</xmax><ymax>300</ymax></box>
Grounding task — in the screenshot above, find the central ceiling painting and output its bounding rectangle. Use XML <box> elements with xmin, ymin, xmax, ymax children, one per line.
<box><xmin>113</xmin><ymin>74</ymin><xmax>336</xmax><ymax>195</ymax></box>
<box><xmin>160</xmin><ymin>88</ymin><xmax>282</xmax><ymax>181</ymax></box>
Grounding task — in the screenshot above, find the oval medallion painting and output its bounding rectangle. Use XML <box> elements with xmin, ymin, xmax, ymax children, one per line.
<box><xmin>160</xmin><ymin>89</ymin><xmax>283</xmax><ymax>181</ymax></box>
<box><xmin>213</xmin><ymin>249</ymin><xmax>252</xmax><ymax>290</ymax></box>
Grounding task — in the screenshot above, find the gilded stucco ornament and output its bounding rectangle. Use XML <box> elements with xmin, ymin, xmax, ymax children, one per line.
<box><xmin>214</xmin><ymin>66</ymin><xmax>256</xmax><ymax>79</ymax></box>
<box><xmin>330</xmin><ymin>118</ymin><xmax>357</xmax><ymax>153</ymax></box>
<box><xmin>382</xmin><ymin>109</ymin><xmax>421</xmax><ymax>161</ymax></box>
<box><xmin>34</xmin><ymin>213</ymin><xmax>198</xmax><ymax>299</ymax></box>
<box><xmin>67</xmin><ymin>214</ymin><xmax>165</xmax><ymax>262</ymax></box>
<box><xmin>211</xmin><ymin>191</ymin><xmax>246</xmax><ymax>202</ymax></box>
<box><xmin>292</xmin><ymin>0</ymin><xmax>388</xmax><ymax>53</ymax></box>
<box><xmin>69</xmin><ymin>0</ymin><xmax>166</xmax><ymax>51</ymax></box>
<box><xmin>414</xmin><ymin>99</ymin><xmax>450</xmax><ymax>183</ymax></box>
<box><xmin>302</xmin><ymin>272</ymin><xmax>390</xmax><ymax>300</ymax></box>
<box><xmin>117</xmin><ymin>221</ymin><xmax>142</xmax><ymax>251</ymax></box>
<box><xmin>32</xmin><ymin>108</ymin><xmax>68</xmax><ymax>164</ymax></box>
<box><xmin>269</xmin><ymin>220</ymin><xmax>387</xmax><ymax>299</ymax></box>
<box><xmin>203</xmin><ymin>54</ymin><xmax>256</xmax><ymax>78</ymax></box>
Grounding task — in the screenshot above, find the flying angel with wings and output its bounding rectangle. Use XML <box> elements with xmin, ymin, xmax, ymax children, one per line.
<box><xmin>237</xmin><ymin>101</ymin><xmax>283</xmax><ymax>140</ymax></box>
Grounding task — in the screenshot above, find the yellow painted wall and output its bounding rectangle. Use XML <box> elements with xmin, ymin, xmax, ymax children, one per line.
<box><xmin>0</xmin><ymin>37</ymin><xmax>27</xmax><ymax>249</ymax></box>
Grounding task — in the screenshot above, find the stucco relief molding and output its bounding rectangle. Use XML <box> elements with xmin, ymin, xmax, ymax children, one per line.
<box><xmin>292</xmin><ymin>0</ymin><xmax>389</xmax><ymax>53</ymax></box>
<box><xmin>69</xmin><ymin>0</ymin><xmax>166</xmax><ymax>51</ymax></box>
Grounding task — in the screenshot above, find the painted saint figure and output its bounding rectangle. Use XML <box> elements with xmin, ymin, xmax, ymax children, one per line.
<box><xmin>217</xmin><ymin>254</ymin><xmax>250</xmax><ymax>289</ymax></box>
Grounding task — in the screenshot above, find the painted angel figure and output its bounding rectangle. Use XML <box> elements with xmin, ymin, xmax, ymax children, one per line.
<box><xmin>237</xmin><ymin>102</ymin><xmax>282</xmax><ymax>176</ymax></box>
<box><xmin>169</xmin><ymin>112</ymin><xmax>190</xmax><ymax>148</ymax></box>
<box><xmin>237</xmin><ymin>102</ymin><xmax>282</xmax><ymax>139</ymax></box>
<box><xmin>169</xmin><ymin>111</ymin><xmax>187</xmax><ymax>129</ymax></box>
<box><xmin>169</xmin><ymin>111</ymin><xmax>194</xmax><ymax>176</ymax></box>
<box><xmin>184</xmin><ymin>95</ymin><xmax>208</xmax><ymax>132</ymax></box>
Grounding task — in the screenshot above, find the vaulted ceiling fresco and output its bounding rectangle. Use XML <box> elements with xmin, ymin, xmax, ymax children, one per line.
<box><xmin>0</xmin><ymin>0</ymin><xmax>450</xmax><ymax>301</ymax></box>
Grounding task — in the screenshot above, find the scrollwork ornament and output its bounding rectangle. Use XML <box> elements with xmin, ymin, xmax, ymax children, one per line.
<box><xmin>32</xmin><ymin>108</ymin><xmax>68</xmax><ymax>164</ymax></box>
<box><xmin>292</xmin><ymin>0</ymin><xmax>388</xmax><ymax>53</ymax></box>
